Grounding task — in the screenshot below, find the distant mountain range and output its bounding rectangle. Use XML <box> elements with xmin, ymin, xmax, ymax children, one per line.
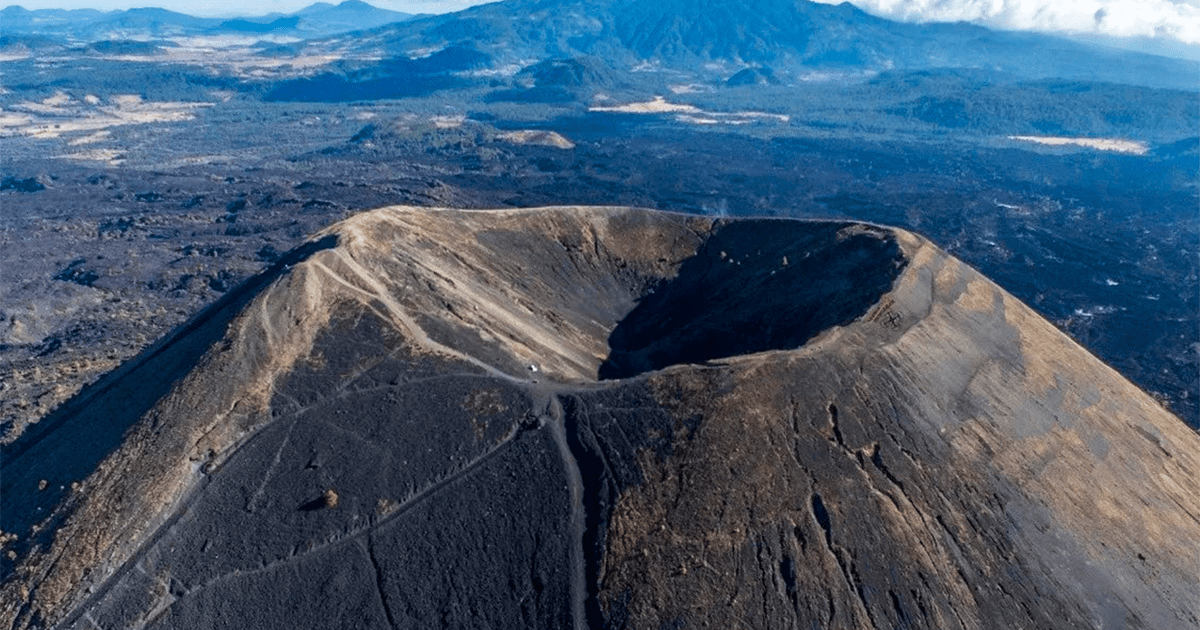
<box><xmin>313</xmin><ymin>0</ymin><xmax>1195</xmax><ymax>90</ymax></box>
<box><xmin>1</xmin><ymin>0</ymin><xmax>1195</xmax><ymax>91</ymax></box>
<box><xmin>0</xmin><ymin>0</ymin><xmax>413</xmax><ymax>40</ymax></box>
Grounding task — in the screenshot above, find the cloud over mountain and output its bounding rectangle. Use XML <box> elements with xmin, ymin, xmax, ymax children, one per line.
<box><xmin>817</xmin><ymin>0</ymin><xmax>1200</xmax><ymax>45</ymax></box>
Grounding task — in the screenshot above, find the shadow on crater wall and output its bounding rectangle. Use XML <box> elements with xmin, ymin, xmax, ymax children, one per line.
<box><xmin>598</xmin><ymin>221</ymin><xmax>905</xmax><ymax>380</ymax></box>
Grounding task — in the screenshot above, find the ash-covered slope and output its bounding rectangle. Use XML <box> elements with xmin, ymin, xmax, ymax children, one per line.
<box><xmin>2</xmin><ymin>207</ymin><xmax>1197</xmax><ymax>629</ymax></box>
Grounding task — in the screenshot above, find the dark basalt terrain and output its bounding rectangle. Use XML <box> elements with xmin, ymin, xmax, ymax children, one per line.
<box><xmin>2</xmin><ymin>0</ymin><xmax>1196</xmax><ymax>447</ymax></box>
<box><xmin>3</xmin><ymin>111</ymin><xmax>1195</xmax><ymax>436</ymax></box>
<box><xmin>2</xmin><ymin>207</ymin><xmax>1197</xmax><ymax>630</ymax></box>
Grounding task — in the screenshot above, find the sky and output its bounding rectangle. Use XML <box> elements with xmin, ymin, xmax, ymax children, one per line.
<box><xmin>7</xmin><ymin>0</ymin><xmax>1199</xmax><ymax>46</ymax></box>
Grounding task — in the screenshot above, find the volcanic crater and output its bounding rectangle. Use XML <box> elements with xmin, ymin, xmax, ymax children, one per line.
<box><xmin>2</xmin><ymin>206</ymin><xmax>1197</xmax><ymax>630</ymax></box>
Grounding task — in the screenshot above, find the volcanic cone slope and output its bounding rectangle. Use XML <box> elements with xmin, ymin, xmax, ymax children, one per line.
<box><xmin>2</xmin><ymin>206</ymin><xmax>1198</xmax><ymax>630</ymax></box>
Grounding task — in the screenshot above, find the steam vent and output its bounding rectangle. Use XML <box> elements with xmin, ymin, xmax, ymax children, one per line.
<box><xmin>3</xmin><ymin>206</ymin><xmax>1198</xmax><ymax>629</ymax></box>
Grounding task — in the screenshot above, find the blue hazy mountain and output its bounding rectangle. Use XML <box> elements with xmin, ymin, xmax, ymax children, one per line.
<box><xmin>0</xmin><ymin>1</ymin><xmax>412</xmax><ymax>39</ymax></box>
<box><xmin>3</xmin><ymin>0</ymin><xmax>1192</xmax><ymax>89</ymax></box>
<box><xmin>219</xmin><ymin>16</ymin><xmax>303</xmax><ymax>34</ymax></box>
<box><xmin>289</xmin><ymin>0</ymin><xmax>412</xmax><ymax>33</ymax></box>
<box><xmin>0</xmin><ymin>5</ymin><xmax>219</xmax><ymax>37</ymax></box>
<box><xmin>0</xmin><ymin>5</ymin><xmax>107</xmax><ymax>30</ymax></box>
<box><xmin>318</xmin><ymin>0</ymin><xmax>1196</xmax><ymax>90</ymax></box>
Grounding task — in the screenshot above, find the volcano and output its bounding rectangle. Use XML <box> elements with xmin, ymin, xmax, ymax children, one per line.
<box><xmin>2</xmin><ymin>207</ymin><xmax>1197</xmax><ymax>629</ymax></box>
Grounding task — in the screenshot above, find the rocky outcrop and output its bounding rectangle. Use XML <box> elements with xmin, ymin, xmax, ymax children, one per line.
<box><xmin>726</xmin><ymin>66</ymin><xmax>780</xmax><ymax>86</ymax></box>
<box><xmin>2</xmin><ymin>206</ymin><xmax>1197</xmax><ymax>629</ymax></box>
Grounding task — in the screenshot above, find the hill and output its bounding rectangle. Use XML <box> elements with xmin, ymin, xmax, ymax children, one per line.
<box><xmin>289</xmin><ymin>0</ymin><xmax>412</xmax><ymax>35</ymax></box>
<box><xmin>0</xmin><ymin>1</ymin><xmax>412</xmax><ymax>41</ymax></box>
<box><xmin>2</xmin><ymin>207</ymin><xmax>1196</xmax><ymax>629</ymax></box>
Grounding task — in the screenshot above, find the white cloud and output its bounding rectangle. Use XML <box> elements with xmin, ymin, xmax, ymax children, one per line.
<box><xmin>814</xmin><ymin>0</ymin><xmax>1200</xmax><ymax>45</ymax></box>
